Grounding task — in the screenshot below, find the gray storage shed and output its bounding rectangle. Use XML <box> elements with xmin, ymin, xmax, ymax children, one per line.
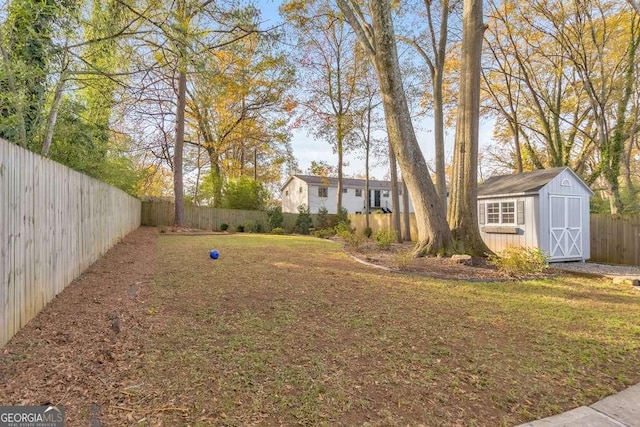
<box><xmin>477</xmin><ymin>167</ymin><xmax>594</xmax><ymax>262</ymax></box>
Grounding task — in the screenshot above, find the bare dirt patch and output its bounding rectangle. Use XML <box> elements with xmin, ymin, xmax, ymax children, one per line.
<box><xmin>0</xmin><ymin>227</ymin><xmax>157</xmax><ymax>426</ymax></box>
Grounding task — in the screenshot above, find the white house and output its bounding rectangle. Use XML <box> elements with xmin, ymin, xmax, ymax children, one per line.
<box><xmin>477</xmin><ymin>167</ymin><xmax>594</xmax><ymax>262</ymax></box>
<box><xmin>281</xmin><ymin>175</ymin><xmax>414</xmax><ymax>214</ymax></box>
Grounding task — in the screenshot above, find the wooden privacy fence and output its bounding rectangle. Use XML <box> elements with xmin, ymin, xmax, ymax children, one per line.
<box><xmin>590</xmin><ymin>214</ymin><xmax>640</xmax><ymax>266</ymax></box>
<box><xmin>141</xmin><ymin>201</ymin><xmax>302</xmax><ymax>233</ymax></box>
<box><xmin>348</xmin><ymin>213</ymin><xmax>418</xmax><ymax>241</ymax></box>
<box><xmin>0</xmin><ymin>138</ymin><xmax>141</xmax><ymax>347</ymax></box>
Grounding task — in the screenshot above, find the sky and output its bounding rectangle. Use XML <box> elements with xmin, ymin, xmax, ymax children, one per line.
<box><xmin>256</xmin><ymin>0</ymin><xmax>497</xmax><ymax>181</ymax></box>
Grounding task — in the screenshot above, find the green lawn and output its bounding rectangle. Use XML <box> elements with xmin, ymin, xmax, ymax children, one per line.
<box><xmin>136</xmin><ymin>234</ymin><xmax>640</xmax><ymax>426</ymax></box>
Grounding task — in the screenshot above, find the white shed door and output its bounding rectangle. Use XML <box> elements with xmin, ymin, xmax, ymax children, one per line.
<box><xmin>550</xmin><ymin>195</ymin><xmax>582</xmax><ymax>259</ymax></box>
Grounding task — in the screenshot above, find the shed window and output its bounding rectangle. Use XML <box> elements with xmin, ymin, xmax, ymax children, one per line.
<box><xmin>486</xmin><ymin>201</ymin><xmax>515</xmax><ymax>225</ymax></box>
<box><xmin>355</xmin><ymin>189</ymin><xmax>362</xmax><ymax>197</ymax></box>
<box><xmin>501</xmin><ymin>202</ymin><xmax>515</xmax><ymax>224</ymax></box>
<box><xmin>486</xmin><ymin>203</ymin><xmax>500</xmax><ymax>224</ymax></box>
<box><xmin>318</xmin><ymin>187</ymin><xmax>328</xmax><ymax>198</ymax></box>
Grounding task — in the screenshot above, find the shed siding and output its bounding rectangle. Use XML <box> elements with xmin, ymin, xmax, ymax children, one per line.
<box><xmin>538</xmin><ymin>169</ymin><xmax>592</xmax><ymax>261</ymax></box>
<box><xmin>281</xmin><ymin>177</ymin><xmax>308</xmax><ymax>213</ymax></box>
<box><xmin>478</xmin><ymin>196</ymin><xmax>539</xmax><ymax>252</ymax></box>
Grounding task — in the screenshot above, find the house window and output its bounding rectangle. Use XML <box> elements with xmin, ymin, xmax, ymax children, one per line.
<box><xmin>299</xmin><ymin>187</ymin><xmax>303</xmax><ymax>193</ymax></box>
<box><xmin>285</xmin><ymin>190</ymin><xmax>289</xmax><ymax>196</ymax></box>
<box><xmin>342</xmin><ymin>188</ymin><xmax>348</xmax><ymax>193</ymax></box>
<box><xmin>486</xmin><ymin>201</ymin><xmax>515</xmax><ymax>225</ymax></box>
<box><xmin>318</xmin><ymin>187</ymin><xmax>328</xmax><ymax>198</ymax></box>
<box><xmin>382</xmin><ymin>190</ymin><xmax>389</xmax><ymax>197</ymax></box>
<box><xmin>355</xmin><ymin>189</ymin><xmax>362</xmax><ymax>197</ymax></box>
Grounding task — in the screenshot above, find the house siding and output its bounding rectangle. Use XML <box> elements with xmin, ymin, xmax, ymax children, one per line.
<box><xmin>281</xmin><ymin>177</ymin><xmax>308</xmax><ymax>213</ymax></box>
<box><xmin>281</xmin><ymin>175</ymin><xmax>415</xmax><ymax>214</ymax></box>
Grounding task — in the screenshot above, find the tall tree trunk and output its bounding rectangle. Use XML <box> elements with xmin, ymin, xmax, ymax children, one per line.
<box><xmin>510</xmin><ymin>117</ymin><xmax>523</xmax><ymax>173</ymax></box>
<box><xmin>207</xmin><ymin>149</ymin><xmax>223</xmax><ymax>207</ymax></box>
<box><xmin>447</xmin><ymin>0</ymin><xmax>490</xmax><ymax>255</ymax></box>
<box><xmin>602</xmin><ymin>16</ymin><xmax>638</xmax><ymax>214</ymax></box>
<box><xmin>433</xmin><ymin>68</ymin><xmax>447</xmax><ymax>216</ymax></box>
<box><xmin>431</xmin><ymin>0</ymin><xmax>450</xmax><ymax>218</ymax></box>
<box><xmin>402</xmin><ymin>178</ymin><xmax>411</xmax><ymax>241</ymax></box>
<box><xmin>174</xmin><ymin>68</ymin><xmax>187</xmax><ymax>226</ymax></box>
<box><xmin>389</xmin><ymin>142</ymin><xmax>402</xmax><ymax>242</ymax></box>
<box><xmin>193</xmin><ymin>142</ymin><xmax>202</xmax><ymax>206</ymax></box>
<box><xmin>365</xmin><ymin>136</ymin><xmax>370</xmax><ymax>229</ymax></box>
<box><xmin>42</xmin><ymin>71</ymin><xmax>67</xmax><ymax>156</ymax></box>
<box><xmin>338</xmin><ymin>0</ymin><xmax>454</xmax><ymax>256</ymax></box>
<box><xmin>337</xmin><ymin>125</ymin><xmax>344</xmax><ymax>213</ymax></box>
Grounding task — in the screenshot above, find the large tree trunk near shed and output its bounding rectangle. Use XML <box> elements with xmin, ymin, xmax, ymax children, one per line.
<box><xmin>337</xmin><ymin>0</ymin><xmax>454</xmax><ymax>257</ymax></box>
<box><xmin>447</xmin><ymin>0</ymin><xmax>491</xmax><ymax>256</ymax></box>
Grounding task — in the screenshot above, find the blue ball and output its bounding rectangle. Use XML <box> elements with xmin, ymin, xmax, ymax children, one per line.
<box><xmin>209</xmin><ymin>249</ymin><xmax>220</xmax><ymax>260</ymax></box>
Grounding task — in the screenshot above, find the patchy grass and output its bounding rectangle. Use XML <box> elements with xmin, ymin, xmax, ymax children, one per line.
<box><xmin>125</xmin><ymin>234</ymin><xmax>640</xmax><ymax>426</ymax></box>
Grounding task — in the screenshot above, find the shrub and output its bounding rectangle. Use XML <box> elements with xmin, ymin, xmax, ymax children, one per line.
<box><xmin>391</xmin><ymin>250</ymin><xmax>414</xmax><ymax>270</ymax></box>
<box><xmin>244</xmin><ymin>219</ymin><xmax>262</xmax><ymax>233</ymax></box>
<box><xmin>220</xmin><ymin>223</ymin><xmax>229</xmax><ymax>232</ymax></box>
<box><xmin>334</xmin><ymin>222</ymin><xmax>365</xmax><ymax>251</ymax></box>
<box><xmin>294</xmin><ymin>205</ymin><xmax>313</xmax><ymax>235</ymax></box>
<box><xmin>335</xmin><ymin>207</ymin><xmax>351</xmax><ymax>228</ymax></box>
<box><xmin>236</xmin><ymin>225</ymin><xmax>245</xmax><ymax>233</ymax></box>
<box><xmin>267</xmin><ymin>206</ymin><xmax>284</xmax><ymax>229</ymax></box>
<box><xmin>271</xmin><ymin>227</ymin><xmax>285</xmax><ymax>235</ymax></box>
<box><xmin>315</xmin><ymin>207</ymin><xmax>331</xmax><ymax>230</ymax></box>
<box><xmin>488</xmin><ymin>246</ymin><xmax>548</xmax><ymax>277</ymax></box>
<box><xmin>363</xmin><ymin>227</ymin><xmax>373</xmax><ymax>238</ymax></box>
<box><xmin>313</xmin><ymin>228</ymin><xmax>335</xmax><ymax>239</ymax></box>
<box><xmin>374</xmin><ymin>229</ymin><xmax>397</xmax><ymax>250</ymax></box>
<box><xmin>334</xmin><ymin>221</ymin><xmax>354</xmax><ymax>238</ymax></box>
<box><xmin>343</xmin><ymin>231</ymin><xmax>366</xmax><ymax>252</ymax></box>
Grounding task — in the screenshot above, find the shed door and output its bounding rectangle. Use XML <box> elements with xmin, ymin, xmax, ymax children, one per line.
<box><xmin>550</xmin><ymin>195</ymin><xmax>582</xmax><ymax>259</ymax></box>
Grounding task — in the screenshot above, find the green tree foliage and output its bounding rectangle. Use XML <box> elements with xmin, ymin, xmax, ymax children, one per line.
<box><xmin>221</xmin><ymin>176</ymin><xmax>268</xmax><ymax>211</ymax></box>
<box><xmin>294</xmin><ymin>204</ymin><xmax>313</xmax><ymax>234</ymax></box>
<box><xmin>0</xmin><ymin>0</ymin><xmax>61</xmax><ymax>147</ymax></box>
<box><xmin>48</xmin><ymin>99</ymin><xmax>140</xmax><ymax>195</ymax></box>
<box><xmin>267</xmin><ymin>206</ymin><xmax>284</xmax><ymax>229</ymax></box>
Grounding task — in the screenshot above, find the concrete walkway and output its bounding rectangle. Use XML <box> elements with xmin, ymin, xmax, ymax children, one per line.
<box><xmin>518</xmin><ymin>383</ymin><xmax>640</xmax><ymax>426</ymax></box>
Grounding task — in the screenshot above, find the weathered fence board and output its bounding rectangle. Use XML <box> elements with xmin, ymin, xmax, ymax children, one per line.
<box><xmin>348</xmin><ymin>213</ymin><xmax>418</xmax><ymax>241</ymax></box>
<box><xmin>0</xmin><ymin>138</ymin><xmax>141</xmax><ymax>348</ymax></box>
<box><xmin>590</xmin><ymin>214</ymin><xmax>640</xmax><ymax>266</ymax></box>
<box><xmin>142</xmin><ymin>202</ymin><xmax>304</xmax><ymax>233</ymax></box>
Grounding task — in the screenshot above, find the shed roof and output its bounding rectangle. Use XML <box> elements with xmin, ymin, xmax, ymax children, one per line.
<box><xmin>478</xmin><ymin>167</ymin><xmax>592</xmax><ymax>197</ymax></box>
<box><xmin>283</xmin><ymin>174</ymin><xmax>398</xmax><ymax>191</ymax></box>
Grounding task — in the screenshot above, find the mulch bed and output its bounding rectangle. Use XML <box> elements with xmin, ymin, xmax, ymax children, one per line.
<box><xmin>347</xmin><ymin>240</ymin><xmax>559</xmax><ymax>281</ymax></box>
